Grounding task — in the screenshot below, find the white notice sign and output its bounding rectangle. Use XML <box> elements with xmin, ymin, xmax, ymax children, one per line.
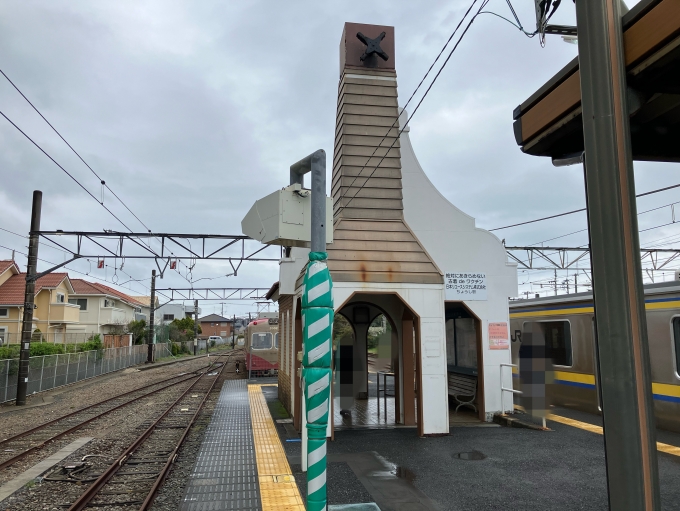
<box><xmin>445</xmin><ymin>272</ymin><xmax>487</xmax><ymax>301</ymax></box>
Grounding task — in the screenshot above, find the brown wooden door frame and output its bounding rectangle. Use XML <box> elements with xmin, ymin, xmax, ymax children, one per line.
<box><xmin>293</xmin><ymin>297</ymin><xmax>303</xmax><ymax>432</ymax></box>
<box><xmin>444</xmin><ymin>301</ymin><xmax>485</xmax><ymax>422</ymax></box>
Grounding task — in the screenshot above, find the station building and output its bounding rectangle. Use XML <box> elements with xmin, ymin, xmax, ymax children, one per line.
<box><xmin>274</xmin><ymin>22</ymin><xmax>517</xmax><ymax>436</ymax></box>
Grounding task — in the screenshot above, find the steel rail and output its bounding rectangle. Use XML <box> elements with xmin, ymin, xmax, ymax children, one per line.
<box><xmin>67</xmin><ymin>350</ymin><xmax>235</xmax><ymax>511</ymax></box>
<box><xmin>0</xmin><ymin>375</ymin><xmax>200</xmax><ymax>472</ymax></box>
<box><xmin>0</xmin><ymin>366</ymin><xmax>209</xmax><ymax>448</ymax></box>
<box><xmin>140</xmin><ymin>349</ymin><xmax>243</xmax><ymax>510</ymax></box>
<box><xmin>0</xmin><ymin>355</ymin><xmax>226</xmax><ymax>472</ymax></box>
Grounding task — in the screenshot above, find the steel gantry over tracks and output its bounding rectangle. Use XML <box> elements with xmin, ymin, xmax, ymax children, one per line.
<box><xmin>154</xmin><ymin>287</ymin><xmax>270</xmax><ymax>302</ymax></box>
<box><xmin>505</xmin><ymin>246</ymin><xmax>680</xmax><ymax>272</ymax></box>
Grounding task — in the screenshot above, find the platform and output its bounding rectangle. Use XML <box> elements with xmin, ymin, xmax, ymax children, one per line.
<box><xmin>184</xmin><ymin>381</ymin><xmax>680</xmax><ymax>510</ymax></box>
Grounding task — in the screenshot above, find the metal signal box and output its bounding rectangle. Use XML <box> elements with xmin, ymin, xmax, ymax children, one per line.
<box><xmin>241</xmin><ymin>184</ymin><xmax>333</xmax><ymax>247</ymax></box>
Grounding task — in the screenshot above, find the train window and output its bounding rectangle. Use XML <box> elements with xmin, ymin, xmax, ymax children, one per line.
<box><xmin>274</xmin><ymin>333</ymin><xmax>279</xmax><ymax>349</ymax></box>
<box><xmin>252</xmin><ymin>332</ymin><xmax>272</xmax><ymax>350</ymax></box>
<box><xmin>544</xmin><ymin>321</ymin><xmax>573</xmax><ymax>367</ymax></box>
<box><xmin>672</xmin><ymin>318</ymin><xmax>680</xmax><ymax>377</ymax></box>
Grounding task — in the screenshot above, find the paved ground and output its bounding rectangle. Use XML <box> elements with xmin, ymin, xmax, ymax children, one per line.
<box><xmin>263</xmin><ymin>386</ymin><xmax>680</xmax><ymax>511</ymax></box>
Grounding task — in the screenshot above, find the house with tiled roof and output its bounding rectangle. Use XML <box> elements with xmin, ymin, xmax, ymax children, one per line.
<box><xmin>68</xmin><ymin>279</ymin><xmax>150</xmax><ymax>336</ymax></box>
<box><xmin>0</xmin><ymin>261</ymin><xmax>79</xmax><ymax>344</ymax></box>
<box><xmin>198</xmin><ymin>314</ymin><xmax>233</xmax><ymax>339</ymax></box>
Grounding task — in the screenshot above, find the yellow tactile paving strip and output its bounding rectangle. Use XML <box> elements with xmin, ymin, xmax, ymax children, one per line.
<box><xmin>248</xmin><ymin>384</ymin><xmax>306</xmax><ymax>511</ymax></box>
<box><xmin>547</xmin><ymin>413</ymin><xmax>680</xmax><ymax>457</ymax></box>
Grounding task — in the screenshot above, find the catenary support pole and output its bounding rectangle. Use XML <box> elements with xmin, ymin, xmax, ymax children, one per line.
<box><xmin>16</xmin><ymin>190</ymin><xmax>42</xmax><ymax>406</ymax></box>
<box><xmin>293</xmin><ymin>149</ymin><xmax>331</xmax><ymax>511</ymax></box>
<box><xmin>194</xmin><ymin>299</ymin><xmax>199</xmax><ymax>356</ymax></box>
<box><xmin>147</xmin><ymin>270</ymin><xmax>156</xmax><ymax>363</ymax></box>
<box><xmin>232</xmin><ymin>314</ymin><xmax>236</xmax><ymax>348</ymax></box>
<box><xmin>575</xmin><ymin>0</ymin><xmax>661</xmax><ymax>509</ymax></box>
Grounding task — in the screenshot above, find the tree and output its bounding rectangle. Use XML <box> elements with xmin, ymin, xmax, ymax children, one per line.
<box><xmin>169</xmin><ymin>317</ymin><xmax>202</xmax><ymax>343</ymax></box>
<box><xmin>127</xmin><ymin>319</ymin><xmax>147</xmax><ymax>345</ymax></box>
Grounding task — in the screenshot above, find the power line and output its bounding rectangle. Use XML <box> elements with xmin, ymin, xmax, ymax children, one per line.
<box><xmin>0</xmin><ymin>69</ymin><xmax>197</xmax><ymax>286</ymax></box>
<box><xmin>491</xmin><ymin>182</ymin><xmax>680</xmax><ymax>232</ymax></box>
<box><xmin>335</xmin><ymin>0</ymin><xmax>482</xmax><ymax>213</ymax></box>
<box><xmin>337</xmin><ymin>0</ymin><xmax>489</xmax><ymax>213</ymax></box>
<box><xmin>0</xmin><ymin>109</ymin><xmax>135</xmax><ymax>232</ymax></box>
<box><xmin>0</xmin><ymin>243</ymin><xmax>149</xmax><ymax>294</ymax></box>
<box><xmin>0</xmin><ymin>68</ymin><xmax>153</xmax><ymax>234</ymax></box>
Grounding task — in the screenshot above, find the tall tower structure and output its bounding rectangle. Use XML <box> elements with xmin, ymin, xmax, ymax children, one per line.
<box><xmin>329</xmin><ymin>23</ymin><xmax>441</xmax><ymax>284</ymax></box>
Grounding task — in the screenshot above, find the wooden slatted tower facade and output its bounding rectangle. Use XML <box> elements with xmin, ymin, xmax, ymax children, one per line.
<box><xmin>329</xmin><ymin>23</ymin><xmax>442</xmax><ymax>285</ymax></box>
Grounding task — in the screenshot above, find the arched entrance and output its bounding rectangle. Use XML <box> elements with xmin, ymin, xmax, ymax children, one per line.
<box><xmin>331</xmin><ymin>292</ymin><xmax>422</xmax><ymax>435</ymax></box>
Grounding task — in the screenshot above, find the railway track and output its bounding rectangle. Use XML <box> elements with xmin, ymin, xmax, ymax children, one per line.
<box><xmin>63</xmin><ymin>349</ymin><xmax>239</xmax><ymax>510</ymax></box>
<box><xmin>0</xmin><ymin>354</ymin><xmax>226</xmax><ymax>473</ymax></box>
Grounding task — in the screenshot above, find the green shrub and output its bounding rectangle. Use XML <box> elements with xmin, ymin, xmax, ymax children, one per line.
<box><xmin>29</xmin><ymin>343</ymin><xmax>65</xmax><ymax>357</ymax></box>
<box><xmin>0</xmin><ymin>345</ymin><xmax>20</xmax><ymax>360</ymax></box>
<box><xmin>77</xmin><ymin>335</ymin><xmax>103</xmax><ymax>353</ymax></box>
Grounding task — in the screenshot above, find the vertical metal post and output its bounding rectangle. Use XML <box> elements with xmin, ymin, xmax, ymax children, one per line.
<box><xmin>248</xmin><ymin>345</ymin><xmax>252</xmax><ymax>380</ymax></box>
<box><xmin>194</xmin><ymin>299</ymin><xmax>199</xmax><ymax>356</ymax></box>
<box><xmin>232</xmin><ymin>315</ymin><xmax>236</xmax><ymax>348</ymax></box>
<box><xmin>575</xmin><ymin>1</ymin><xmax>660</xmax><ymax>508</ymax></box>
<box><xmin>16</xmin><ymin>190</ymin><xmax>42</xmax><ymax>406</ymax></box>
<box><xmin>292</xmin><ymin>149</ymin><xmax>330</xmax><ymax>511</ymax></box>
<box><xmin>39</xmin><ymin>356</ymin><xmax>45</xmax><ymax>392</ymax></box>
<box><xmin>554</xmin><ymin>269</ymin><xmax>557</xmax><ymax>296</ymax></box>
<box><xmin>147</xmin><ymin>270</ymin><xmax>156</xmax><ymax>363</ymax></box>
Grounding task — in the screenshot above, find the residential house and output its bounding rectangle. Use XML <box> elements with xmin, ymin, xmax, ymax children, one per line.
<box><xmin>0</xmin><ymin>261</ymin><xmax>79</xmax><ymax>344</ymax></box>
<box><xmin>68</xmin><ymin>279</ymin><xmax>146</xmax><ymax>337</ymax></box>
<box><xmin>198</xmin><ymin>314</ymin><xmax>232</xmax><ymax>339</ymax></box>
<box><xmin>130</xmin><ymin>296</ymin><xmax>158</xmax><ymax>324</ymax></box>
<box><xmin>156</xmin><ymin>303</ymin><xmax>201</xmax><ymax>324</ymax></box>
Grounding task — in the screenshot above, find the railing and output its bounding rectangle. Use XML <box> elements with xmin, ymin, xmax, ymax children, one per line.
<box><xmin>0</xmin><ymin>344</ymin><xmax>150</xmax><ymax>404</ymax></box>
<box><xmin>500</xmin><ymin>363</ymin><xmax>521</xmax><ymax>415</ymax></box>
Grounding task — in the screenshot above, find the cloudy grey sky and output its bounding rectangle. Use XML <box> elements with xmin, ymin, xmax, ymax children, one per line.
<box><xmin>1</xmin><ymin>0</ymin><xmax>678</xmax><ymax>314</ymax></box>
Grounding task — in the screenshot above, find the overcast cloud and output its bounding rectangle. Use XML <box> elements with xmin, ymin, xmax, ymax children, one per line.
<box><xmin>1</xmin><ymin>0</ymin><xmax>677</xmax><ymax>314</ymax></box>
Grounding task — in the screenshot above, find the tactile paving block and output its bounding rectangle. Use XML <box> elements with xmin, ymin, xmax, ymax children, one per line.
<box><xmin>248</xmin><ymin>384</ymin><xmax>306</xmax><ymax>511</ymax></box>
<box><xmin>181</xmin><ymin>380</ymin><xmax>263</xmax><ymax>511</ymax></box>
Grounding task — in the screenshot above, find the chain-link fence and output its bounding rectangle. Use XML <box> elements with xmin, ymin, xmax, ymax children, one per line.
<box><xmin>0</xmin><ymin>337</ymin><xmax>235</xmax><ymax>403</ymax></box>
<box><xmin>0</xmin><ymin>332</ymin><xmax>99</xmax><ymax>346</ymax></box>
<box><xmin>0</xmin><ymin>344</ymin><xmax>151</xmax><ymax>403</ymax></box>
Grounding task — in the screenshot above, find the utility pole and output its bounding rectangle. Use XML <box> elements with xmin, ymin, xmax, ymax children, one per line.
<box><xmin>16</xmin><ymin>191</ymin><xmax>42</xmax><ymax>406</ymax></box>
<box><xmin>575</xmin><ymin>274</ymin><xmax>578</xmax><ymax>293</ymax></box>
<box><xmin>232</xmin><ymin>314</ymin><xmax>236</xmax><ymax>348</ymax></box>
<box><xmin>554</xmin><ymin>269</ymin><xmax>557</xmax><ymax>296</ymax></box>
<box><xmin>194</xmin><ymin>299</ymin><xmax>199</xmax><ymax>356</ymax></box>
<box><xmin>147</xmin><ymin>270</ymin><xmax>156</xmax><ymax>363</ymax></box>
<box><xmin>575</xmin><ymin>0</ymin><xmax>660</xmax><ymax>508</ymax></box>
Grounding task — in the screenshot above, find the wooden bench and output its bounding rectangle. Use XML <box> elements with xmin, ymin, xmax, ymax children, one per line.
<box><xmin>448</xmin><ymin>372</ymin><xmax>477</xmax><ymax>413</ymax></box>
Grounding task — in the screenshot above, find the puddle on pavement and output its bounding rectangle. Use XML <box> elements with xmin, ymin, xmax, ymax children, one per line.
<box><xmin>370</xmin><ymin>453</ymin><xmax>417</xmax><ymax>482</ymax></box>
<box><xmin>453</xmin><ymin>450</ymin><xmax>486</xmax><ymax>460</ymax></box>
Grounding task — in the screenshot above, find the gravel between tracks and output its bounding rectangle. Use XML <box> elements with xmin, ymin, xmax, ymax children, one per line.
<box><xmin>0</xmin><ymin>349</ymin><xmax>245</xmax><ymax>511</ymax></box>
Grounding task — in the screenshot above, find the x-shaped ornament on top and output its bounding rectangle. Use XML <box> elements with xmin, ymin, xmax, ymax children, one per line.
<box><xmin>357</xmin><ymin>31</ymin><xmax>389</xmax><ymax>62</ymax></box>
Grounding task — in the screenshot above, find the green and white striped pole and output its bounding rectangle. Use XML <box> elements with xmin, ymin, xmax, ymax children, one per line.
<box><xmin>292</xmin><ymin>148</ymin><xmax>330</xmax><ymax>511</ymax></box>
<box><xmin>302</xmin><ymin>253</ymin><xmax>333</xmax><ymax>511</ymax></box>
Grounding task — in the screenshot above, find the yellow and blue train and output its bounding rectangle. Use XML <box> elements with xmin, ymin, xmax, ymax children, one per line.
<box><xmin>510</xmin><ymin>281</ymin><xmax>680</xmax><ymax>433</ymax></box>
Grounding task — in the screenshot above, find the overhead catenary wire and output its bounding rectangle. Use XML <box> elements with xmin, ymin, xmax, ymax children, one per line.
<box><xmin>490</xmin><ymin>182</ymin><xmax>680</xmax><ymax>232</ymax></box>
<box><xmin>0</xmin><ymin>243</ymin><xmax>149</xmax><ymax>294</ymax></box>
<box><xmin>337</xmin><ymin>0</ymin><xmax>489</xmax><ymax>213</ymax></box>
<box><xmin>0</xmin><ymin>69</ymin><xmax>198</xmax><ymax>286</ymax></box>
<box><xmin>0</xmin><ymin>110</ymin><xmax>135</xmax><ymax>232</ymax></box>
<box><xmin>334</xmin><ymin>0</ymin><xmax>482</xmax><ymax>212</ymax></box>
<box><xmin>0</xmin><ymin>68</ymin><xmax>153</xmax><ymax>233</ymax></box>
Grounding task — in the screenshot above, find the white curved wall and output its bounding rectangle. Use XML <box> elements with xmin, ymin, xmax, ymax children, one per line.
<box><xmin>400</xmin><ymin>118</ymin><xmax>518</xmax><ymax>417</ymax></box>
